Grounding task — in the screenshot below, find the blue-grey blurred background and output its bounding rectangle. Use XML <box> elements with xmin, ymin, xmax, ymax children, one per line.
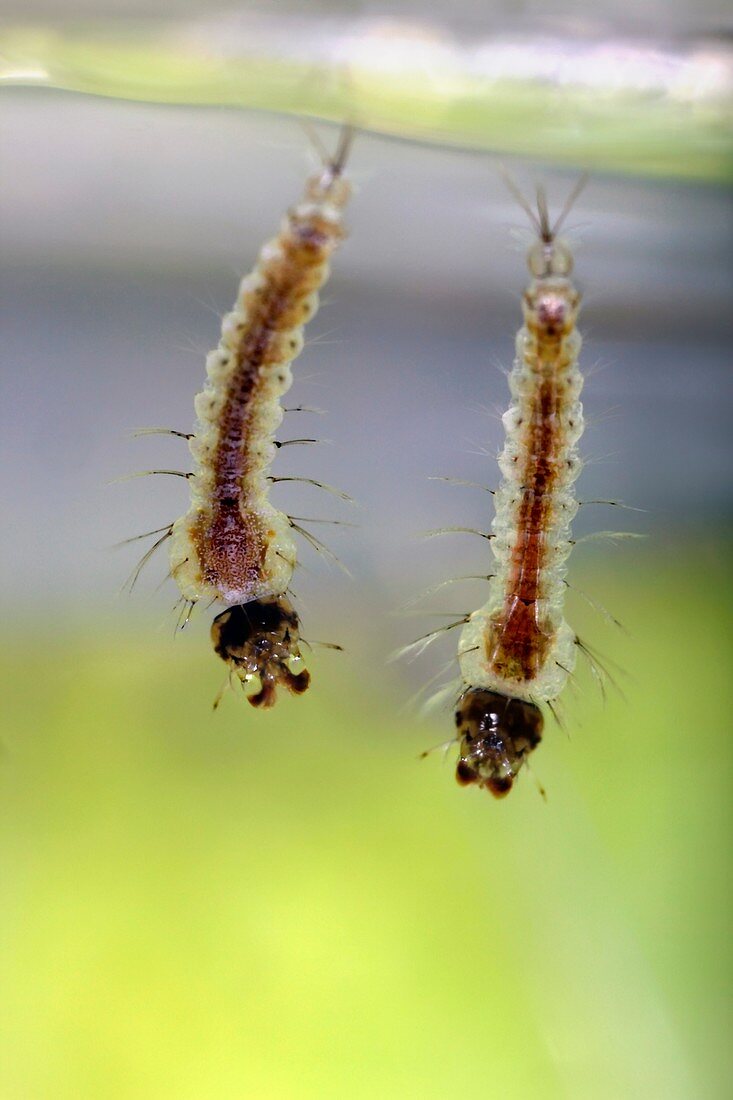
<box><xmin>2</xmin><ymin>96</ymin><xmax>730</xmax><ymax>610</ymax></box>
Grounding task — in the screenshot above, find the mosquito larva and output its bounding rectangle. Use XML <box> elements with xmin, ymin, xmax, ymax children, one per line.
<box><xmin>133</xmin><ymin>126</ymin><xmax>353</xmax><ymax>708</ymax></box>
<box><xmin>451</xmin><ymin>177</ymin><xmax>592</xmax><ymax>797</ymax></box>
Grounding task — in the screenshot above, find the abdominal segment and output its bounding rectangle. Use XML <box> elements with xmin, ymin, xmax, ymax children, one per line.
<box><xmin>486</xmin><ymin>595</ymin><xmax>552</xmax><ymax>684</ymax></box>
<box><xmin>191</xmin><ymin>504</ymin><xmax>268</xmax><ymax>604</ymax></box>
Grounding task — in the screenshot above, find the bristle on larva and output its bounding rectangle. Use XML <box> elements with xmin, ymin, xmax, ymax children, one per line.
<box><xmin>454</xmin><ymin>178</ymin><xmax>586</xmax><ymax>796</ymax></box>
<box><xmin>168</xmin><ymin>129</ymin><xmax>353</xmax><ymax>706</ymax></box>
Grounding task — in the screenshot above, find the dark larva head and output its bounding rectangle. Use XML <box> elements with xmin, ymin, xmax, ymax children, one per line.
<box><xmin>454</xmin><ymin>689</ymin><xmax>543</xmax><ymax>797</ymax></box>
<box><xmin>211</xmin><ymin>596</ymin><xmax>310</xmax><ymax>708</ymax></box>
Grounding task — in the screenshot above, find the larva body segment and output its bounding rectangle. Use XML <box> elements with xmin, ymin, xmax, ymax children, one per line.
<box><xmin>169</xmin><ymin>147</ymin><xmax>352</xmax><ymax>706</ymax></box>
<box><xmin>455</xmin><ymin>213</ymin><xmax>585</xmax><ymax>796</ymax></box>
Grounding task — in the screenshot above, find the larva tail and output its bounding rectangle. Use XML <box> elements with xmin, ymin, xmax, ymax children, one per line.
<box><xmin>499</xmin><ymin>165</ymin><xmax>589</xmax><ymax>243</ymax></box>
<box><xmin>301</xmin><ymin>120</ymin><xmax>355</xmax><ymax>180</ymax></box>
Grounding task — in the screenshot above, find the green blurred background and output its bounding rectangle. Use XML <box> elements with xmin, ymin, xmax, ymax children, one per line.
<box><xmin>1</xmin><ymin>2</ymin><xmax>732</xmax><ymax>1097</ymax></box>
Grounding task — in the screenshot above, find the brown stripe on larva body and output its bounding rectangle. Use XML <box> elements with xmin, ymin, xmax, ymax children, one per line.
<box><xmin>486</xmin><ymin>373</ymin><xmax>564</xmax><ymax>681</ymax></box>
<box><xmin>485</xmin><ymin>280</ymin><xmax>581</xmax><ymax>684</ymax></box>
<box><xmin>190</xmin><ymin>210</ymin><xmax>346</xmax><ymax>599</ymax></box>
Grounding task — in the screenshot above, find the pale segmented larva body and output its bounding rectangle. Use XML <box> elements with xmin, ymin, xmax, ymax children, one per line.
<box><xmin>455</xmin><ymin>210</ymin><xmax>584</xmax><ymax>796</ymax></box>
<box><xmin>169</xmin><ymin>147</ymin><xmax>351</xmax><ymax>707</ymax></box>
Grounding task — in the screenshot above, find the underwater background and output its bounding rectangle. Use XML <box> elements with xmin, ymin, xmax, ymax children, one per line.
<box><xmin>1</xmin><ymin>2</ymin><xmax>732</xmax><ymax>1096</ymax></box>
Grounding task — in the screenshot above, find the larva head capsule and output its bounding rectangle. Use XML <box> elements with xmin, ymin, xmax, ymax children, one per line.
<box><xmin>454</xmin><ymin>689</ymin><xmax>543</xmax><ymax>797</ymax></box>
<box><xmin>211</xmin><ymin>596</ymin><xmax>310</xmax><ymax>709</ymax></box>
